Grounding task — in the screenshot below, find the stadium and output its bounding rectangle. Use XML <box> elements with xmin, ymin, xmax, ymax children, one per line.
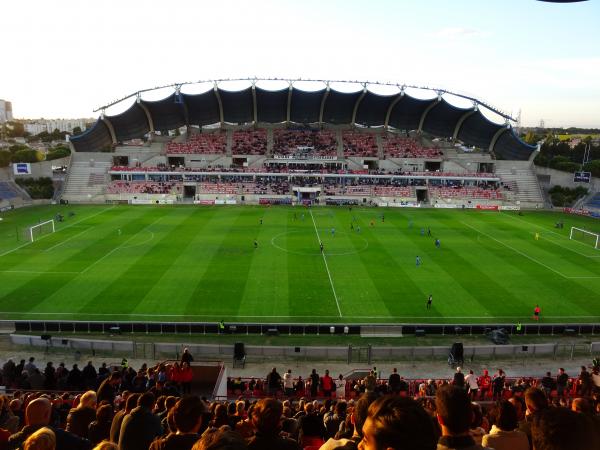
<box><xmin>1</xmin><ymin>79</ymin><xmax>599</xmax><ymax>338</ymax></box>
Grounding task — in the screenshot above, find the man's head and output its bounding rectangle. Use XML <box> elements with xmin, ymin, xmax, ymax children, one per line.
<box><xmin>532</xmin><ymin>407</ymin><xmax>598</xmax><ymax>450</ymax></box>
<box><xmin>192</xmin><ymin>426</ymin><xmax>247</xmax><ymax>450</ymax></box>
<box><xmin>172</xmin><ymin>396</ymin><xmax>207</xmax><ymax>433</ymax></box>
<box><xmin>435</xmin><ymin>385</ymin><xmax>471</xmax><ymax>436</ymax></box>
<box><xmin>558</xmin><ymin>368</ymin><xmax>565</xmax><ymax>374</ymax></box>
<box><xmin>491</xmin><ymin>400</ymin><xmax>518</xmax><ymax>432</ymax></box>
<box><xmin>25</xmin><ymin>398</ymin><xmax>52</xmax><ymax>427</ymax></box>
<box><xmin>571</xmin><ymin>397</ymin><xmax>593</xmax><ymax>415</ymax></box>
<box><xmin>524</xmin><ymin>387</ymin><xmax>548</xmax><ymax>414</ymax></box>
<box><xmin>251</xmin><ymin>398</ymin><xmax>283</xmax><ymax>434</ymax></box>
<box><xmin>138</xmin><ymin>392</ymin><xmax>155</xmax><ymax>410</ymax></box>
<box><xmin>79</xmin><ymin>391</ymin><xmax>97</xmax><ymax>409</ymax></box>
<box><xmin>358</xmin><ymin>395</ymin><xmax>437</xmax><ymax>450</ymax></box>
<box><xmin>351</xmin><ymin>393</ymin><xmax>378</xmax><ymax>439</ymax></box>
<box><xmin>508</xmin><ymin>396</ymin><xmax>526</xmax><ymax>421</ymax></box>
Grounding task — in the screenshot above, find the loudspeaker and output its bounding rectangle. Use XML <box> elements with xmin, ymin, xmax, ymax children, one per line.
<box><xmin>294</xmin><ymin>347</ymin><xmax>301</xmax><ymax>353</ymax></box>
<box><xmin>41</xmin><ymin>334</ymin><xmax>51</xmax><ymax>341</ymax></box>
<box><xmin>415</xmin><ymin>329</ymin><xmax>426</xmax><ymax>337</ymax></box>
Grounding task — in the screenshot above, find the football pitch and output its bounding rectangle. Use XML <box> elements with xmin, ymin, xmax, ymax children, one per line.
<box><xmin>0</xmin><ymin>204</ymin><xmax>599</xmax><ymax>324</ymax></box>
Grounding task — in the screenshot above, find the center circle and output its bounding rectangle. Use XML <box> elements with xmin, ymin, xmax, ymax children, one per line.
<box><xmin>271</xmin><ymin>230</ymin><xmax>369</xmax><ymax>256</ymax></box>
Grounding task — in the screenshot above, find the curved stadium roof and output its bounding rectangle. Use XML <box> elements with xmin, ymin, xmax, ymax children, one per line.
<box><xmin>71</xmin><ymin>79</ymin><xmax>536</xmax><ymax>160</ymax></box>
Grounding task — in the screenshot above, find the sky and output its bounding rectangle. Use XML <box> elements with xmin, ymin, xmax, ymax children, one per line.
<box><xmin>1</xmin><ymin>0</ymin><xmax>599</xmax><ymax>128</ymax></box>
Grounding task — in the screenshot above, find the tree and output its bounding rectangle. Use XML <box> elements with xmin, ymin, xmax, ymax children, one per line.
<box><xmin>72</xmin><ymin>126</ymin><xmax>82</xmax><ymax>135</ymax></box>
<box><xmin>46</xmin><ymin>146</ymin><xmax>71</xmax><ymax>160</ymax></box>
<box><xmin>11</xmin><ymin>149</ymin><xmax>41</xmax><ymax>163</ymax></box>
<box><xmin>0</xmin><ymin>150</ymin><xmax>11</xmax><ymax>167</ymax></box>
<box><xmin>583</xmin><ymin>160</ymin><xmax>600</xmax><ymax>178</ymax></box>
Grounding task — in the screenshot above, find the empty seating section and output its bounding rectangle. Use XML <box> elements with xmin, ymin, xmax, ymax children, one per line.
<box><xmin>106</xmin><ymin>181</ymin><xmax>182</xmax><ymax>194</ymax></box>
<box><xmin>342</xmin><ymin>131</ymin><xmax>378</xmax><ymax>157</ymax></box>
<box><xmin>273</xmin><ymin>130</ymin><xmax>337</xmax><ymax>156</ymax></box>
<box><xmin>586</xmin><ymin>192</ymin><xmax>600</xmax><ymax>209</ymax></box>
<box><xmin>231</xmin><ymin>130</ymin><xmax>267</xmax><ymax>155</ymax></box>
<box><xmin>198</xmin><ymin>180</ymin><xmax>290</xmax><ymax>195</ymax></box>
<box><xmin>0</xmin><ymin>181</ymin><xmax>19</xmax><ymax>199</ymax></box>
<box><xmin>429</xmin><ymin>186</ymin><xmax>503</xmax><ymax>200</ymax></box>
<box><xmin>382</xmin><ymin>134</ymin><xmax>443</xmax><ymax>158</ymax></box>
<box><xmin>166</xmin><ymin>132</ymin><xmax>226</xmax><ymax>154</ymax></box>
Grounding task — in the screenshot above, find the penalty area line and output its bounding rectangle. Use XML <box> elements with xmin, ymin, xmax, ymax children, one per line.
<box><xmin>310</xmin><ymin>209</ymin><xmax>343</xmax><ymax>317</ymax></box>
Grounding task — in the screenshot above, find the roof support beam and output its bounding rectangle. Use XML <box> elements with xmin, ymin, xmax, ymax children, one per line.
<box><xmin>384</xmin><ymin>91</ymin><xmax>404</xmax><ymax>129</ymax></box>
<box><xmin>251</xmin><ymin>81</ymin><xmax>258</xmax><ymax>125</ymax></box>
<box><xmin>137</xmin><ymin>98</ymin><xmax>154</xmax><ymax>134</ymax></box>
<box><xmin>286</xmin><ymin>83</ymin><xmax>293</xmax><ymax>123</ymax></box>
<box><xmin>214</xmin><ymin>83</ymin><xmax>224</xmax><ymax>127</ymax></box>
<box><xmin>452</xmin><ymin>108</ymin><xmax>477</xmax><ymax>140</ymax></box>
<box><xmin>176</xmin><ymin>87</ymin><xmax>190</xmax><ymax>127</ymax></box>
<box><xmin>100</xmin><ymin>115</ymin><xmax>117</xmax><ymax>145</ymax></box>
<box><xmin>351</xmin><ymin>87</ymin><xmax>368</xmax><ymax>126</ymax></box>
<box><xmin>418</xmin><ymin>98</ymin><xmax>440</xmax><ymax>133</ymax></box>
<box><xmin>319</xmin><ymin>83</ymin><xmax>330</xmax><ymax>126</ymax></box>
<box><xmin>489</xmin><ymin>125</ymin><xmax>509</xmax><ymax>153</ymax></box>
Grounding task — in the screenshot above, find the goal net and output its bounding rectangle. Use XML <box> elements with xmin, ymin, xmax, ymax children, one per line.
<box><xmin>569</xmin><ymin>227</ymin><xmax>600</xmax><ymax>249</ymax></box>
<box><xmin>20</xmin><ymin>219</ymin><xmax>56</xmax><ymax>242</ymax></box>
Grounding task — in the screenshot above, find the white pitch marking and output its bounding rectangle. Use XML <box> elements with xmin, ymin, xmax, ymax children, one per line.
<box><xmin>0</xmin><ymin>270</ymin><xmax>81</xmax><ymax>275</ymax></box>
<box><xmin>310</xmin><ymin>209</ymin><xmax>343</xmax><ymax>317</ymax></box>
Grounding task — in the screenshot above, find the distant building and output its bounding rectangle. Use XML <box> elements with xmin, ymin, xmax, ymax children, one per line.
<box><xmin>23</xmin><ymin>118</ymin><xmax>88</xmax><ymax>135</ymax></box>
<box><xmin>0</xmin><ymin>99</ymin><xmax>13</xmax><ymax>123</ymax></box>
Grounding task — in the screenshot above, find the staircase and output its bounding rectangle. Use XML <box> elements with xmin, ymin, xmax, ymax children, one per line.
<box><xmin>495</xmin><ymin>161</ymin><xmax>544</xmax><ymax>207</ymax></box>
<box><xmin>62</xmin><ymin>153</ymin><xmax>112</xmax><ymax>202</ymax></box>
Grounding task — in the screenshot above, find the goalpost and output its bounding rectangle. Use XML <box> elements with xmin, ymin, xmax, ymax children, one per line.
<box><xmin>569</xmin><ymin>226</ymin><xmax>600</xmax><ymax>249</ymax></box>
<box><xmin>21</xmin><ymin>219</ymin><xmax>56</xmax><ymax>242</ymax></box>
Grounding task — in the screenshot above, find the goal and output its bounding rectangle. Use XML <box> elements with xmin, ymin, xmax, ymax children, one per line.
<box><xmin>21</xmin><ymin>219</ymin><xmax>56</xmax><ymax>242</ymax></box>
<box><xmin>569</xmin><ymin>227</ymin><xmax>600</xmax><ymax>249</ymax></box>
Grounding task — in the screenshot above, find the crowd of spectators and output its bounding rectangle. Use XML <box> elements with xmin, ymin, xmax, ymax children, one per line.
<box><xmin>1</xmin><ymin>357</ymin><xmax>599</xmax><ymax>450</ymax></box>
<box><xmin>273</xmin><ymin>130</ymin><xmax>338</xmax><ymax>157</ymax></box>
<box><xmin>106</xmin><ymin>182</ymin><xmax>181</xmax><ymax>195</ymax></box>
<box><xmin>232</xmin><ymin>131</ymin><xmax>267</xmax><ymax>155</ymax></box>
<box><xmin>341</xmin><ymin>132</ymin><xmax>378</xmax><ymax>158</ymax></box>
<box><xmin>166</xmin><ymin>133</ymin><xmax>227</xmax><ymax>155</ymax></box>
<box><xmin>381</xmin><ymin>134</ymin><xmax>444</xmax><ymax>159</ymax></box>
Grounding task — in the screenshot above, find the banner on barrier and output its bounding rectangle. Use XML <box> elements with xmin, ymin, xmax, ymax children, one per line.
<box><xmin>194</xmin><ymin>200</ymin><xmax>215</xmax><ymax>205</ymax></box>
<box><xmin>434</xmin><ymin>203</ymin><xmax>458</xmax><ymax>209</ymax></box>
<box><xmin>499</xmin><ymin>205</ymin><xmax>521</xmax><ymax>211</ymax></box>
<box><xmin>476</xmin><ymin>205</ymin><xmax>499</xmax><ymax>211</ymax></box>
<box><xmin>387</xmin><ymin>202</ymin><xmax>421</xmax><ymax>208</ymax></box>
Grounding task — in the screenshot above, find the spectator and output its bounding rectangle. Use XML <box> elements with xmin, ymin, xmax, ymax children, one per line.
<box><xmin>577</xmin><ymin>366</ymin><xmax>592</xmax><ymax>397</ymax></box>
<box><xmin>310</xmin><ymin>369</ymin><xmax>320</xmax><ymax>398</ymax></box>
<box><xmin>68</xmin><ymin>365</ymin><xmax>84</xmax><ymax>390</ymax></box>
<box><xmin>464</xmin><ymin>371</ymin><xmax>479</xmax><ymax>400</ymax></box>
<box><xmin>283</xmin><ymin>370</ymin><xmax>294</xmax><ymax>398</ymax></box>
<box><xmin>43</xmin><ymin>363</ymin><xmax>56</xmax><ymax>391</ymax></box>
<box><xmin>109</xmin><ymin>393</ymin><xmax>139</xmax><ymax>444</ymax></box>
<box><xmin>66</xmin><ymin>391</ymin><xmax>97</xmax><ymax>439</ymax></box>
<box><xmin>149</xmin><ymin>396</ymin><xmax>206</xmax><ymax>450</ymax></box>
<box><xmin>23</xmin><ymin>427</ymin><xmax>55</xmax><ymax>450</ymax></box>
<box><xmin>118</xmin><ymin>392</ymin><xmax>162</xmax><ymax>450</ymax></box>
<box><xmin>482</xmin><ymin>400</ymin><xmax>528</xmax><ymax>450</ymax></box>
<box><xmin>192</xmin><ymin>426</ymin><xmax>247</xmax><ymax>450</ymax></box>
<box><xmin>336</xmin><ymin>374</ymin><xmax>346</xmax><ymax>400</ymax></box>
<box><xmin>97</xmin><ymin>372</ymin><xmax>121</xmax><ymax>406</ymax></box>
<box><xmin>88</xmin><ymin>405</ymin><xmax>113</xmax><ymax>445</ymax></box>
<box><xmin>556</xmin><ymin>368</ymin><xmax>569</xmax><ymax>398</ymax></box>
<box><xmin>82</xmin><ymin>362</ymin><xmax>98</xmax><ymax>390</ymax></box>
<box><xmin>324</xmin><ymin>401</ymin><xmax>346</xmax><ymax>439</ymax></box>
<box><xmin>297</xmin><ymin>402</ymin><xmax>326</xmax><ymax>446</ymax></box>
<box><xmin>540</xmin><ymin>371</ymin><xmax>555</xmax><ymax>398</ymax></box>
<box><xmin>246</xmin><ymin>398</ymin><xmax>301</xmax><ymax>450</ymax></box>
<box><xmin>531</xmin><ymin>407</ymin><xmax>599</xmax><ymax>450</ymax></box>
<box><xmin>521</xmin><ymin>387</ymin><xmax>548</xmax><ymax>447</ymax></box>
<box><xmin>453</xmin><ymin>367</ymin><xmax>465</xmax><ymax>389</ymax></box>
<box><xmin>357</xmin><ymin>395</ymin><xmax>437</xmax><ymax>450</ymax></box>
<box><xmin>266</xmin><ymin>368</ymin><xmax>282</xmax><ymax>397</ymax></box>
<box><xmin>364</xmin><ymin>371</ymin><xmax>376</xmax><ymax>394</ymax></box>
<box><xmin>477</xmin><ymin>370</ymin><xmax>491</xmax><ymax>400</ymax></box>
<box><xmin>322</xmin><ymin>370</ymin><xmax>334</xmax><ymax>398</ymax></box>
<box><xmin>388</xmin><ymin>368</ymin><xmax>401</xmax><ymax>394</ymax></box>
<box><xmin>435</xmin><ymin>385</ymin><xmax>492</xmax><ymax>450</ymax></box>
<box><xmin>24</xmin><ymin>358</ymin><xmax>37</xmax><ymax>377</ymax></box>
<box><xmin>492</xmin><ymin>370</ymin><xmax>505</xmax><ymax>400</ymax></box>
<box><xmin>468</xmin><ymin>403</ymin><xmax>486</xmax><ymax>446</ymax></box>
<box><xmin>8</xmin><ymin>398</ymin><xmax>90</xmax><ymax>450</ymax></box>
<box><xmin>181</xmin><ymin>348</ymin><xmax>194</xmax><ymax>365</ymax></box>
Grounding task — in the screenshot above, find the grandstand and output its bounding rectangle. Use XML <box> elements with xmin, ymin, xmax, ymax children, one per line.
<box><xmin>64</xmin><ymin>79</ymin><xmax>542</xmax><ymax>207</ymax></box>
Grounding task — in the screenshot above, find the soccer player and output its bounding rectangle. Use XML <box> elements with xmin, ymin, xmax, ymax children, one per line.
<box><xmin>350</xmin><ymin>223</ymin><xmax>354</xmax><ymax>230</ymax></box>
<box><xmin>408</xmin><ymin>219</ymin><xmax>413</xmax><ymax>229</ymax></box>
<box><xmin>435</xmin><ymin>238</ymin><xmax>441</xmax><ymax>248</ymax></box>
<box><xmin>381</xmin><ymin>213</ymin><xmax>385</xmax><ymax>223</ymax></box>
<box><xmin>260</xmin><ymin>218</ymin><xmax>263</xmax><ymax>225</ymax></box>
<box><xmin>356</xmin><ymin>226</ymin><xmax>361</xmax><ymax>233</ymax></box>
<box><xmin>533</xmin><ymin>304</ymin><xmax>541</xmax><ymax>321</ymax></box>
<box><xmin>331</xmin><ymin>228</ymin><xmax>335</xmax><ymax>236</ymax></box>
<box><xmin>416</xmin><ymin>255</ymin><xmax>421</xmax><ymax>267</ymax></box>
<box><xmin>320</xmin><ymin>242</ymin><xmax>324</xmax><ymax>253</ymax></box>
<box><xmin>254</xmin><ymin>239</ymin><xmax>258</xmax><ymax>249</ymax></box>
<box><xmin>535</xmin><ymin>232</ymin><xmax>539</xmax><ymax>241</ymax></box>
<box><xmin>427</xmin><ymin>294</ymin><xmax>432</xmax><ymax>310</ymax></box>
<box><xmin>118</xmin><ymin>229</ymin><xmax>122</xmax><ymax>236</ymax></box>
<box><xmin>370</xmin><ymin>219</ymin><xmax>374</xmax><ymax>227</ymax></box>
<box><xmin>427</xmin><ymin>227</ymin><xmax>431</xmax><ymax>236</ymax></box>
<box><xmin>420</xmin><ymin>227</ymin><xmax>425</xmax><ymax>236</ymax></box>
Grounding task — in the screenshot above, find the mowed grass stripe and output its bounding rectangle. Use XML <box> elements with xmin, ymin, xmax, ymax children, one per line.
<box><xmin>238</xmin><ymin>207</ymin><xmax>290</xmax><ymax>317</ymax></box>
<box><xmin>184</xmin><ymin>208</ymin><xmax>259</xmax><ymax>317</ymax></box>
<box><xmin>77</xmin><ymin>207</ymin><xmax>199</xmax><ymax>315</ymax></box>
<box><xmin>285</xmin><ymin>211</ymin><xmax>341</xmax><ymax>318</ymax></box>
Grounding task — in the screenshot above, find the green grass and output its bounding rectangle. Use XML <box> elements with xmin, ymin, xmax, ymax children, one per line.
<box><xmin>0</xmin><ymin>205</ymin><xmax>599</xmax><ymax>324</ymax></box>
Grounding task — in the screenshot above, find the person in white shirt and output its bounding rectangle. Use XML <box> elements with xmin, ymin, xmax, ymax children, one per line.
<box><xmin>335</xmin><ymin>374</ymin><xmax>346</xmax><ymax>400</ymax></box>
<box><xmin>283</xmin><ymin>369</ymin><xmax>294</xmax><ymax>398</ymax></box>
<box><xmin>482</xmin><ymin>400</ymin><xmax>529</xmax><ymax>450</ymax></box>
<box><xmin>465</xmin><ymin>369</ymin><xmax>479</xmax><ymax>400</ymax></box>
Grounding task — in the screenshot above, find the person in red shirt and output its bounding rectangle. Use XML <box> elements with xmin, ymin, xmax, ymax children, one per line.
<box><xmin>533</xmin><ymin>305</ymin><xmax>541</xmax><ymax>321</ymax></box>
<box><xmin>180</xmin><ymin>362</ymin><xmax>193</xmax><ymax>395</ymax></box>
<box><xmin>321</xmin><ymin>370</ymin><xmax>334</xmax><ymax>398</ymax></box>
<box><xmin>478</xmin><ymin>369</ymin><xmax>491</xmax><ymax>400</ymax></box>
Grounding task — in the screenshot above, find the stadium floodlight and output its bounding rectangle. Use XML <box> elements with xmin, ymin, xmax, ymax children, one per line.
<box><xmin>23</xmin><ymin>219</ymin><xmax>55</xmax><ymax>242</ymax></box>
<box><xmin>570</xmin><ymin>227</ymin><xmax>600</xmax><ymax>249</ymax></box>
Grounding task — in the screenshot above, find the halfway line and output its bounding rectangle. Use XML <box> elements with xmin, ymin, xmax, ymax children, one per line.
<box><xmin>309</xmin><ymin>209</ymin><xmax>343</xmax><ymax>317</ymax></box>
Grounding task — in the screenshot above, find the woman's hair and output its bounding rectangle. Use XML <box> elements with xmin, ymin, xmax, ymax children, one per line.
<box><xmin>23</xmin><ymin>427</ymin><xmax>56</xmax><ymax>450</ymax></box>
